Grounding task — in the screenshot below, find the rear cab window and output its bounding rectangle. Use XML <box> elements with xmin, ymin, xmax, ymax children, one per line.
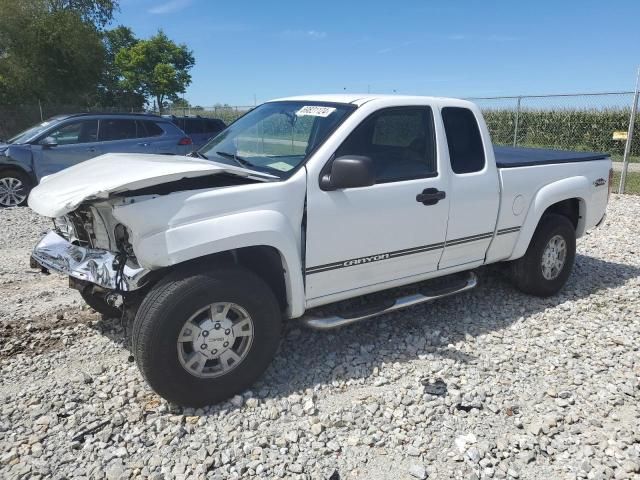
<box><xmin>441</xmin><ymin>107</ymin><xmax>485</xmax><ymax>174</ymax></box>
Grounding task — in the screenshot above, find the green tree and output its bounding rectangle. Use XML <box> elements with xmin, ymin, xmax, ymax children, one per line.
<box><xmin>116</xmin><ymin>30</ymin><xmax>195</xmax><ymax>113</ymax></box>
<box><xmin>169</xmin><ymin>98</ymin><xmax>191</xmax><ymax>108</ymax></box>
<box><xmin>0</xmin><ymin>0</ymin><xmax>105</xmax><ymax>104</ymax></box>
<box><xmin>47</xmin><ymin>0</ymin><xmax>118</xmax><ymax>28</ymax></box>
<box><xmin>96</xmin><ymin>25</ymin><xmax>145</xmax><ymax>109</ymax></box>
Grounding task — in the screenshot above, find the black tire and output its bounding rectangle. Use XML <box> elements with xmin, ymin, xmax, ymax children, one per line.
<box><xmin>80</xmin><ymin>286</ymin><xmax>122</xmax><ymax>318</ymax></box>
<box><xmin>510</xmin><ymin>213</ymin><xmax>576</xmax><ymax>297</ymax></box>
<box><xmin>0</xmin><ymin>169</ymin><xmax>32</xmax><ymax>207</ymax></box>
<box><xmin>132</xmin><ymin>266</ymin><xmax>282</xmax><ymax>407</ymax></box>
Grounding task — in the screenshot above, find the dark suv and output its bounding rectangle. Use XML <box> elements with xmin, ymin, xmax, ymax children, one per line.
<box><xmin>164</xmin><ymin>115</ymin><xmax>226</xmax><ymax>149</ymax></box>
<box><xmin>0</xmin><ymin>113</ymin><xmax>192</xmax><ymax>207</ymax></box>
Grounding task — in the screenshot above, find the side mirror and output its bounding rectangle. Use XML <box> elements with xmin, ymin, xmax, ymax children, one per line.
<box><xmin>320</xmin><ymin>155</ymin><xmax>375</xmax><ymax>191</ymax></box>
<box><xmin>39</xmin><ymin>136</ymin><xmax>58</xmax><ymax>148</ymax></box>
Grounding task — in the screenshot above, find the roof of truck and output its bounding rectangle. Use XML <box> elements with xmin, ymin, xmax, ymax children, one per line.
<box><xmin>270</xmin><ymin>94</ymin><xmax>469</xmax><ymax>107</ymax></box>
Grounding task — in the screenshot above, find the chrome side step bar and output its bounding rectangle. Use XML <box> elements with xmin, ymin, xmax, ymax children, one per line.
<box><xmin>300</xmin><ymin>272</ymin><xmax>478</xmax><ymax>330</ymax></box>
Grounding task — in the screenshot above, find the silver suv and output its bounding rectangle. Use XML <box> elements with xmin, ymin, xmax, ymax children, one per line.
<box><xmin>0</xmin><ymin>113</ymin><xmax>193</xmax><ymax>207</ymax></box>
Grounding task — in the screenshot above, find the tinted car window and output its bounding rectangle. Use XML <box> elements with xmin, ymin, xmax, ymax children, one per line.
<box><xmin>138</xmin><ymin>120</ymin><xmax>164</xmax><ymax>137</ymax></box>
<box><xmin>205</xmin><ymin>119</ymin><xmax>225</xmax><ymax>133</ymax></box>
<box><xmin>182</xmin><ymin>118</ymin><xmax>203</xmax><ymax>134</ymax></box>
<box><xmin>442</xmin><ymin>107</ymin><xmax>485</xmax><ymax>174</ymax></box>
<box><xmin>100</xmin><ymin>119</ymin><xmax>137</xmax><ymax>141</ymax></box>
<box><xmin>335</xmin><ymin>107</ymin><xmax>436</xmax><ymax>183</ymax></box>
<box><xmin>47</xmin><ymin>120</ymin><xmax>98</xmax><ymax>145</ymax></box>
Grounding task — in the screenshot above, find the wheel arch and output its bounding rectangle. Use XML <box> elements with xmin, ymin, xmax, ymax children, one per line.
<box><xmin>145</xmin><ymin>244</ymin><xmax>293</xmax><ymax>315</ymax></box>
<box><xmin>509</xmin><ymin>176</ymin><xmax>589</xmax><ymax>260</ymax></box>
<box><xmin>0</xmin><ymin>164</ymin><xmax>35</xmax><ymax>182</ymax></box>
<box><xmin>122</xmin><ymin>210</ymin><xmax>306</xmax><ymax>319</ymax></box>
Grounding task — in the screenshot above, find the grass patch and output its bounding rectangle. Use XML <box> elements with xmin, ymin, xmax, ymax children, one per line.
<box><xmin>613</xmin><ymin>171</ymin><xmax>640</xmax><ymax>195</ymax></box>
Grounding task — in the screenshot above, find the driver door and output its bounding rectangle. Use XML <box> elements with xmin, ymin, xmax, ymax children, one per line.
<box><xmin>34</xmin><ymin>119</ymin><xmax>101</xmax><ymax>179</ymax></box>
<box><xmin>305</xmin><ymin>106</ymin><xmax>449</xmax><ymax>301</ymax></box>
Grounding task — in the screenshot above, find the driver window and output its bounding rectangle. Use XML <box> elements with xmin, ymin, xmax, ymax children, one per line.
<box><xmin>335</xmin><ymin>107</ymin><xmax>437</xmax><ymax>183</ymax></box>
<box><xmin>47</xmin><ymin>120</ymin><xmax>98</xmax><ymax>145</ymax></box>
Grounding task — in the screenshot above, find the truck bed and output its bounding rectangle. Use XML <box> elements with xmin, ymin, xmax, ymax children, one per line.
<box><xmin>494</xmin><ymin>145</ymin><xmax>609</xmax><ymax>168</ymax></box>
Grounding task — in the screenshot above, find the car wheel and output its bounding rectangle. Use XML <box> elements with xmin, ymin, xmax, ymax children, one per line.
<box><xmin>510</xmin><ymin>213</ymin><xmax>576</xmax><ymax>297</ymax></box>
<box><xmin>0</xmin><ymin>170</ymin><xmax>32</xmax><ymax>207</ymax></box>
<box><xmin>133</xmin><ymin>266</ymin><xmax>282</xmax><ymax>407</ymax></box>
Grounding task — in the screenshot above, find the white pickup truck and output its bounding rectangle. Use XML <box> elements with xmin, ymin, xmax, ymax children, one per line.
<box><xmin>28</xmin><ymin>95</ymin><xmax>612</xmax><ymax>406</ymax></box>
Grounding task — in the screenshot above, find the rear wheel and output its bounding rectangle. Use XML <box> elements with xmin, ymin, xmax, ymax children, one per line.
<box><xmin>132</xmin><ymin>266</ymin><xmax>281</xmax><ymax>407</ymax></box>
<box><xmin>0</xmin><ymin>170</ymin><xmax>32</xmax><ymax>207</ymax></box>
<box><xmin>510</xmin><ymin>214</ymin><xmax>576</xmax><ymax>297</ymax></box>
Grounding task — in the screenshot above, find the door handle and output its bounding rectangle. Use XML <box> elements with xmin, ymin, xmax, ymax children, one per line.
<box><xmin>137</xmin><ymin>142</ymin><xmax>150</xmax><ymax>147</ymax></box>
<box><xmin>86</xmin><ymin>147</ymin><xmax>96</xmax><ymax>152</ymax></box>
<box><xmin>416</xmin><ymin>188</ymin><xmax>446</xmax><ymax>205</ymax></box>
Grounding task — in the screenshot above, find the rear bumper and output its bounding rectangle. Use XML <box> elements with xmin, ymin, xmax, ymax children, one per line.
<box><xmin>31</xmin><ymin>231</ymin><xmax>149</xmax><ymax>291</ymax></box>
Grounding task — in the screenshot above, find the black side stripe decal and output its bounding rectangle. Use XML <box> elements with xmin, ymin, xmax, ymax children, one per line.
<box><xmin>305</xmin><ymin>226</ymin><xmax>521</xmax><ymax>275</ymax></box>
<box><xmin>305</xmin><ymin>242</ymin><xmax>445</xmax><ymax>274</ymax></box>
<box><xmin>497</xmin><ymin>226</ymin><xmax>521</xmax><ymax>236</ymax></box>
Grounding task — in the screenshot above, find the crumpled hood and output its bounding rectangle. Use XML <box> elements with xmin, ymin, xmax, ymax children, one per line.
<box><xmin>28</xmin><ymin>152</ymin><xmax>276</xmax><ymax>218</ymax></box>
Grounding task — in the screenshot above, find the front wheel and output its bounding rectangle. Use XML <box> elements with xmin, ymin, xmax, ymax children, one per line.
<box><xmin>132</xmin><ymin>266</ymin><xmax>282</xmax><ymax>407</ymax></box>
<box><xmin>510</xmin><ymin>213</ymin><xmax>576</xmax><ymax>297</ymax></box>
<box><xmin>0</xmin><ymin>170</ymin><xmax>32</xmax><ymax>207</ymax></box>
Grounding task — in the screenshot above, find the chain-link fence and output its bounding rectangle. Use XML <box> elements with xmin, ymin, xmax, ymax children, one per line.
<box><xmin>0</xmin><ymin>104</ymin><xmax>140</xmax><ymax>141</ymax></box>
<box><xmin>0</xmin><ymin>104</ymin><xmax>252</xmax><ymax>141</ymax></box>
<box><xmin>467</xmin><ymin>92</ymin><xmax>637</xmax><ymax>159</ymax></box>
<box><xmin>467</xmin><ymin>92</ymin><xmax>640</xmax><ymax>194</ymax></box>
<box><xmin>160</xmin><ymin>106</ymin><xmax>253</xmax><ymax>125</ymax></box>
<box><xmin>2</xmin><ymin>92</ymin><xmax>638</xmax><ymax>193</ymax></box>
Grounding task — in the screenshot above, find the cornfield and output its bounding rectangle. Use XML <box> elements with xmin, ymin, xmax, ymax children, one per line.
<box><xmin>483</xmin><ymin>108</ymin><xmax>638</xmax><ymax>157</ymax></box>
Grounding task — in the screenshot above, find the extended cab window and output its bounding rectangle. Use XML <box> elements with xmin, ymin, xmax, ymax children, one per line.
<box><xmin>47</xmin><ymin>120</ymin><xmax>98</xmax><ymax>145</ymax></box>
<box><xmin>442</xmin><ymin>107</ymin><xmax>485</xmax><ymax>174</ymax></box>
<box><xmin>335</xmin><ymin>107</ymin><xmax>436</xmax><ymax>183</ymax></box>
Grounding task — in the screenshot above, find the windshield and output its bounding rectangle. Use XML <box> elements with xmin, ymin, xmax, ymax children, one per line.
<box><xmin>7</xmin><ymin>116</ymin><xmax>65</xmax><ymax>144</ymax></box>
<box><xmin>199</xmin><ymin>101</ymin><xmax>355</xmax><ymax>177</ymax></box>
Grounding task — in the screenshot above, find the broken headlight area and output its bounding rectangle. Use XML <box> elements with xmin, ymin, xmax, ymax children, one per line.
<box><xmin>32</xmin><ymin>231</ymin><xmax>149</xmax><ymax>291</ymax></box>
<box><xmin>52</xmin><ymin>206</ymin><xmax>106</xmax><ymax>248</ymax></box>
<box><xmin>41</xmin><ymin>203</ymin><xmax>144</xmax><ymax>291</ymax></box>
<box><xmin>114</xmin><ymin>223</ymin><xmax>135</xmax><ymax>258</ymax></box>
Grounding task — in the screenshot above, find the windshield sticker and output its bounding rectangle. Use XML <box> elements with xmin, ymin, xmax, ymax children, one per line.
<box><xmin>266</xmin><ymin>161</ymin><xmax>295</xmax><ymax>172</ymax></box>
<box><xmin>296</xmin><ymin>106</ymin><xmax>336</xmax><ymax>118</ymax></box>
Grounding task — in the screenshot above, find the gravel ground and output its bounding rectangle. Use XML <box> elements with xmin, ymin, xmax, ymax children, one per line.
<box><xmin>1</xmin><ymin>195</ymin><xmax>639</xmax><ymax>480</ymax></box>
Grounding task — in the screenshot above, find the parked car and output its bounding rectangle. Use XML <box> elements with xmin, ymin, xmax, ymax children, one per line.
<box><xmin>28</xmin><ymin>94</ymin><xmax>612</xmax><ymax>406</ymax></box>
<box><xmin>0</xmin><ymin>113</ymin><xmax>193</xmax><ymax>207</ymax></box>
<box><xmin>163</xmin><ymin>115</ymin><xmax>226</xmax><ymax>149</ymax></box>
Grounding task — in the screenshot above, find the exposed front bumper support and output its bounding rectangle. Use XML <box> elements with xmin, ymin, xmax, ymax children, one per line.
<box><xmin>31</xmin><ymin>231</ymin><xmax>149</xmax><ymax>291</ymax></box>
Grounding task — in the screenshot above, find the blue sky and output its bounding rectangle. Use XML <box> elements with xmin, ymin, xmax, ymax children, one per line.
<box><xmin>115</xmin><ymin>0</ymin><xmax>640</xmax><ymax>106</ymax></box>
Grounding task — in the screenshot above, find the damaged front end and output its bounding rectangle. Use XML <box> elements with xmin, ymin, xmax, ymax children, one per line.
<box><xmin>31</xmin><ymin>203</ymin><xmax>150</xmax><ymax>292</ymax></box>
<box><xmin>32</xmin><ymin>231</ymin><xmax>148</xmax><ymax>291</ymax></box>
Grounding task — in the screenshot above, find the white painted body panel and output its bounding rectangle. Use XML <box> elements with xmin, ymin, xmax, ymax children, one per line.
<box><xmin>28</xmin><ymin>152</ymin><xmax>275</xmax><ymax>218</ymax></box>
<box><xmin>27</xmin><ymin>94</ymin><xmax>612</xmax><ymax>320</ymax></box>
<box><xmin>437</xmin><ymin>102</ymin><xmax>501</xmax><ymax>269</ymax></box>
<box><xmin>485</xmin><ymin>159</ymin><xmax>610</xmax><ymax>263</ymax></box>
<box><xmin>112</xmin><ymin>169</ymin><xmax>308</xmax><ymax>318</ymax></box>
